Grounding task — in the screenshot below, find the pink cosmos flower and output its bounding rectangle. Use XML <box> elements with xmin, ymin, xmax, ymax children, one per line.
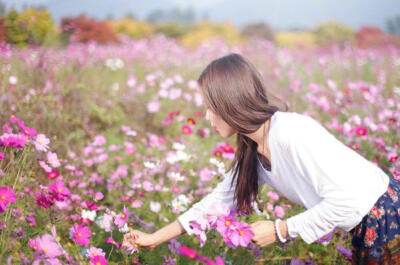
<box><xmin>46</xmin><ymin>170</ymin><xmax>59</xmax><ymax>180</ymax></box>
<box><xmin>0</xmin><ymin>186</ymin><xmax>17</xmax><ymax>212</ymax></box>
<box><xmin>92</xmin><ymin>135</ymin><xmax>106</xmax><ymax>146</ymax></box>
<box><xmin>49</xmin><ymin>180</ymin><xmax>71</xmax><ymax>201</ymax></box>
<box><xmin>39</xmin><ymin>160</ymin><xmax>52</xmax><ymax>173</ymax></box>
<box><xmin>86</xmin><ymin>246</ymin><xmax>106</xmax><ymax>259</ymax></box>
<box><xmin>37</xmin><ymin>234</ymin><xmax>63</xmax><ymax>258</ymax></box>
<box><xmin>355</xmin><ymin>126</ymin><xmax>368</xmax><ymax>136</ymax></box>
<box><xmin>189</xmin><ymin>221</ymin><xmax>207</xmax><ymax>247</ymax></box>
<box><xmin>95</xmin><ymin>192</ymin><xmax>104</xmax><ymax>201</ymax></box>
<box><xmin>207</xmin><ymin>201</ymin><xmax>230</xmax><ymax>227</ymax></box>
<box><xmin>34</xmin><ymin>134</ymin><xmax>50</xmax><ymax>152</ymax></box>
<box><xmin>20</xmin><ymin>124</ymin><xmax>37</xmax><ymax>137</ymax></box>
<box><xmin>273</xmin><ymin>206</ymin><xmax>285</xmax><ymax>218</ymax></box>
<box><xmin>114</xmin><ymin>206</ymin><xmax>129</xmax><ymax>228</ymax></box>
<box><xmin>181</xmin><ymin>125</ymin><xmax>192</xmax><ymax>135</ymax></box>
<box><xmin>47</xmin><ymin>152</ymin><xmax>61</xmax><ymax>168</ymax></box>
<box><xmin>267</xmin><ymin>191</ymin><xmax>279</xmax><ymax>201</ymax></box>
<box><xmin>105</xmin><ymin>236</ymin><xmax>121</xmax><ymax>248</ymax></box>
<box><xmin>199</xmin><ymin>168</ymin><xmax>214</xmax><ymax>182</ymax></box>
<box><xmin>228</xmin><ymin>222</ymin><xmax>254</xmax><ymax>247</ymax></box>
<box><xmin>29</xmin><ymin>238</ymin><xmax>41</xmax><ymax>253</ymax></box>
<box><xmin>35</xmin><ymin>191</ymin><xmax>54</xmax><ymax>209</ymax></box>
<box><xmin>0</xmin><ymin>133</ymin><xmax>28</xmax><ymax>149</ymax></box>
<box><xmin>147</xmin><ymin>98</ymin><xmax>161</xmax><ymax>113</ymax></box>
<box><xmin>70</xmin><ymin>224</ymin><xmax>91</xmax><ymax>246</ymax></box>
<box><xmin>216</xmin><ymin>215</ymin><xmax>237</xmax><ymax>235</ymax></box>
<box><xmin>90</xmin><ymin>255</ymin><xmax>108</xmax><ymax>265</ymax></box>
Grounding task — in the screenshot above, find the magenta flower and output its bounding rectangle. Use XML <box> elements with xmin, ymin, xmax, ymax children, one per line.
<box><xmin>0</xmin><ymin>133</ymin><xmax>28</xmax><ymax>149</ymax></box>
<box><xmin>0</xmin><ymin>151</ymin><xmax>4</xmax><ymax>161</ymax></box>
<box><xmin>181</xmin><ymin>125</ymin><xmax>193</xmax><ymax>135</ymax></box>
<box><xmin>179</xmin><ymin>245</ymin><xmax>198</xmax><ymax>259</ymax></box>
<box><xmin>46</xmin><ymin>170</ymin><xmax>59</xmax><ymax>180</ymax></box>
<box><xmin>114</xmin><ymin>206</ymin><xmax>129</xmax><ymax>228</ymax></box>
<box><xmin>49</xmin><ymin>180</ymin><xmax>71</xmax><ymax>201</ymax></box>
<box><xmin>28</xmin><ymin>238</ymin><xmax>41</xmax><ymax>253</ymax></box>
<box><xmin>0</xmin><ymin>186</ymin><xmax>17</xmax><ymax>212</ymax></box>
<box><xmin>35</xmin><ymin>191</ymin><xmax>54</xmax><ymax>209</ymax></box>
<box><xmin>20</xmin><ymin>123</ymin><xmax>37</xmax><ymax>137</ymax></box>
<box><xmin>70</xmin><ymin>224</ymin><xmax>91</xmax><ymax>246</ymax></box>
<box><xmin>228</xmin><ymin>222</ymin><xmax>254</xmax><ymax>247</ymax></box>
<box><xmin>90</xmin><ymin>255</ymin><xmax>108</xmax><ymax>265</ymax></box>
<box><xmin>105</xmin><ymin>236</ymin><xmax>121</xmax><ymax>248</ymax></box>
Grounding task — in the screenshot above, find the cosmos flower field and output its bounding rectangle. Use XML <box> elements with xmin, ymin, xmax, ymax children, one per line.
<box><xmin>0</xmin><ymin>36</ymin><xmax>399</xmax><ymax>264</ymax></box>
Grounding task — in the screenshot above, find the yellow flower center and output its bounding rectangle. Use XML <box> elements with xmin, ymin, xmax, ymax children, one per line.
<box><xmin>78</xmin><ymin>232</ymin><xmax>82</xmax><ymax>237</ymax></box>
<box><xmin>44</xmin><ymin>247</ymin><xmax>48</xmax><ymax>253</ymax></box>
<box><xmin>38</xmin><ymin>140</ymin><xmax>43</xmax><ymax>145</ymax></box>
<box><xmin>121</xmin><ymin>214</ymin><xmax>126</xmax><ymax>219</ymax></box>
<box><xmin>1</xmin><ymin>195</ymin><xmax>5</xmax><ymax>200</ymax></box>
<box><xmin>93</xmin><ymin>253</ymin><xmax>97</xmax><ymax>256</ymax></box>
<box><xmin>96</xmin><ymin>263</ymin><xmax>101</xmax><ymax>265</ymax></box>
<box><xmin>240</xmin><ymin>231</ymin><xmax>244</xmax><ymax>235</ymax></box>
<box><xmin>58</xmin><ymin>188</ymin><xmax>62</xmax><ymax>193</ymax></box>
<box><xmin>177</xmin><ymin>204</ymin><xmax>181</xmax><ymax>209</ymax></box>
<box><xmin>225</xmin><ymin>221</ymin><xmax>230</xmax><ymax>226</ymax></box>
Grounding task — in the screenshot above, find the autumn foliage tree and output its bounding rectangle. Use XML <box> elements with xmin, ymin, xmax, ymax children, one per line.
<box><xmin>0</xmin><ymin>18</ymin><xmax>5</xmax><ymax>43</ymax></box>
<box><xmin>356</xmin><ymin>26</ymin><xmax>400</xmax><ymax>48</ymax></box>
<box><xmin>61</xmin><ymin>15</ymin><xmax>118</xmax><ymax>44</ymax></box>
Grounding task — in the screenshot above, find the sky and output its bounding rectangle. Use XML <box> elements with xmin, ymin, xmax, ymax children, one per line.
<box><xmin>2</xmin><ymin>0</ymin><xmax>400</xmax><ymax>31</ymax></box>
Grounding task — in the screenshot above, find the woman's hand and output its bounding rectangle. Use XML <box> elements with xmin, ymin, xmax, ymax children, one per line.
<box><xmin>123</xmin><ymin>230</ymin><xmax>158</xmax><ymax>249</ymax></box>
<box><xmin>250</xmin><ymin>220</ymin><xmax>278</xmax><ymax>247</ymax></box>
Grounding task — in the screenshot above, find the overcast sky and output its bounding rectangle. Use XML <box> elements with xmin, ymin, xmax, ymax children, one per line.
<box><xmin>3</xmin><ymin>0</ymin><xmax>400</xmax><ymax>31</ymax></box>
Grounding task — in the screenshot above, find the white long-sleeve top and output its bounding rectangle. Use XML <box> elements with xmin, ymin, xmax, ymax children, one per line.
<box><xmin>178</xmin><ymin>111</ymin><xmax>390</xmax><ymax>244</ymax></box>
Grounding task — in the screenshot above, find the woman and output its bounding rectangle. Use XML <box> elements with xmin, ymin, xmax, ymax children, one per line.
<box><xmin>123</xmin><ymin>53</ymin><xmax>400</xmax><ymax>264</ymax></box>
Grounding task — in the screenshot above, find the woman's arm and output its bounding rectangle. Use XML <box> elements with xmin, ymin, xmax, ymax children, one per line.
<box><xmin>124</xmin><ymin>166</ymin><xmax>238</xmax><ymax>248</ymax></box>
<box><xmin>123</xmin><ymin>220</ymin><xmax>186</xmax><ymax>249</ymax></box>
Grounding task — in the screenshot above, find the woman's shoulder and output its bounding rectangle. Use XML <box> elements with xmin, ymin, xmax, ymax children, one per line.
<box><xmin>272</xmin><ymin>111</ymin><xmax>324</xmax><ymax>144</ymax></box>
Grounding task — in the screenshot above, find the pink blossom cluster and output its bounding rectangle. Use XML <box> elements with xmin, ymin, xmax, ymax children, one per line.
<box><xmin>212</xmin><ymin>142</ymin><xmax>235</xmax><ymax>160</ymax></box>
<box><xmin>179</xmin><ymin>245</ymin><xmax>225</xmax><ymax>265</ymax></box>
<box><xmin>35</xmin><ymin>180</ymin><xmax>71</xmax><ymax>209</ymax></box>
<box><xmin>189</xmin><ymin>202</ymin><xmax>254</xmax><ymax>249</ymax></box>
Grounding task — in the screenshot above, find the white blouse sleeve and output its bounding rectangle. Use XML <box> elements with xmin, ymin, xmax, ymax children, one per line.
<box><xmin>284</xmin><ymin>115</ymin><xmax>381</xmax><ymax>244</ymax></box>
<box><xmin>177</xmin><ymin>166</ymin><xmax>237</xmax><ymax>235</ymax></box>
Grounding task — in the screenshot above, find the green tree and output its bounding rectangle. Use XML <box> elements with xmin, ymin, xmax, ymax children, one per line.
<box><xmin>314</xmin><ymin>21</ymin><xmax>355</xmax><ymax>46</ymax></box>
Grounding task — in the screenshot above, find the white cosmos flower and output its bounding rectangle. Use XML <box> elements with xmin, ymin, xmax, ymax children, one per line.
<box><xmin>150</xmin><ymin>201</ymin><xmax>161</xmax><ymax>213</ymax></box>
<box><xmin>172</xmin><ymin>142</ymin><xmax>186</xmax><ymax>151</ymax></box>
<box><xmin>82</xmin><ymin>210</ymin><xmax>97</xmax><ymax>221</ymax></box>
<box><xmin>144</xmin><ymin>161</ymin><xmax>156</xmax><ymax>169</ymax></box>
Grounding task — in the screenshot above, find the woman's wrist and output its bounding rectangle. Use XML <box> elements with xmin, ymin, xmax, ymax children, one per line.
<box><xmin>279</xmin><ymin>220</ymin><xmax>289</xmax><ymax>240</ymax></box>
<box><xmin>274</xmin><ymin>219</ymin><xmax>289</xmax><ymax>243</ymax></box>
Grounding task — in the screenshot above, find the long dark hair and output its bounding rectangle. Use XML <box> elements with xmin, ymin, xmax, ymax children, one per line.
<box><xmin>198</xmin><ymin>53</ymin><xmax>288</xmax><ymax>214</ymax></box>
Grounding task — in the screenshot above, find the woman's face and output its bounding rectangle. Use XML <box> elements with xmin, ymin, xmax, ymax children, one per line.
<box><xmin>205</xmin><ymin>107</ymin><xmax>237</xmax><ymax>138</ymax></box>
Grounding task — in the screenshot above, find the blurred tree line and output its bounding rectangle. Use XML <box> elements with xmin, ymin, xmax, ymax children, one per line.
<box><xmin>0</xmin><ymin>1</ymin><xmax>399</xmax><ymax>49</ymax></box>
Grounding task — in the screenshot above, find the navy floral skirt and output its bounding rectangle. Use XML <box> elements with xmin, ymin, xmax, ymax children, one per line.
<box><xmin>350</xmin><ymin>177</ymin><xmax>400</xmax><ymax>264</ymax></box>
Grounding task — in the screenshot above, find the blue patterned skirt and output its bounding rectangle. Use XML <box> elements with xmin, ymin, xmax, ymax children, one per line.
<box><xmin>350</xmin><ymin>177</ymin><xmax>400</xmax><ymax>264</ymax></box>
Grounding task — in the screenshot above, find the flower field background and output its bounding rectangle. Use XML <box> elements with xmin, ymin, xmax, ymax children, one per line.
<box><xmin>0</xmin><ymin>35</ymin><xmax>399</xmax><ymax>265</ymax></box>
